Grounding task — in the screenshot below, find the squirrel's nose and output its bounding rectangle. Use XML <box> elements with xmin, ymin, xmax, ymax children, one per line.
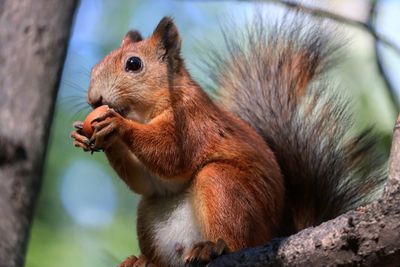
<box><xmin>87</xmin><ymin>93</ymin><xmax>103</xmax><ymax>108</ymax></box>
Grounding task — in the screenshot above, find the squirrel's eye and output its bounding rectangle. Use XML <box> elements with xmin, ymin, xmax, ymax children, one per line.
<box><xmin>125</xmin><ymin>56</ymin><xmax>143</xmax><ymax>72</ymax></box>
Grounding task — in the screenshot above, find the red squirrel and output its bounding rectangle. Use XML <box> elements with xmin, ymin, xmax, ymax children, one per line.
<box><xmin>71</xmin><ymin>16</ymin><xmax>385</xmax><ymax>267</ymax></box>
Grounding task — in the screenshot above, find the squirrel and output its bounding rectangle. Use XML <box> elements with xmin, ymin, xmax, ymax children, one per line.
<box><xmin>70</xmin><ymin>14</ymin><xmax>385</xmax><ymax>267</ymax></box>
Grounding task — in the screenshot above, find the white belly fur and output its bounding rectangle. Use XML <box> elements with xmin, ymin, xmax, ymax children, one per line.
<box><xmin>138</xmin><ymin>194</ymin><xmax>205</xmax><ymax>266</ymax></box>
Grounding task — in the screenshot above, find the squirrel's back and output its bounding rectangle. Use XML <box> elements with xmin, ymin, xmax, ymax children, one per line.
<box><xmin>205</xmin><ymin>12</ymin><xmax>386</xmax><ymax>233</ymax></box>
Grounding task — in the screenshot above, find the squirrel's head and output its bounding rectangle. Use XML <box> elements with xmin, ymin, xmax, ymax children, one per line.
<box><xmin>87</xmin><ymin>16</ymin><xmax>183</xmax><ymax>122</ymax></box>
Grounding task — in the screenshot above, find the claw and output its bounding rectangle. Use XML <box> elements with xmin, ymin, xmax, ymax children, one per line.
<box><xmin>73</xmin><ymin>121</ymin><xmax>84</xmax><ymax>130</ymax></box>
<box><xmin>185</xmin><ymin>239</ymin><xmax>229</xmax><ymax>266</ymax></box>
<box><xmin>71</xmin><ymin>130</ymin><xmax>90</xmax><ymax>145</ymax></box>
<box><xmin>73</xmin><ymin>140</ymin><xmax>90</xmax><ymax>152</ymax></box>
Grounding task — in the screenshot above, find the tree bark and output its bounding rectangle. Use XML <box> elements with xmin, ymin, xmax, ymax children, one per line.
<box><xmin>208</xmin><ymin>115</ymin><xmax>400</xmax><ymax>267</ymax></box>
<box><xmin>0</xmin><ymin>1</ymin><xmax>77</xmax><ymax>267</ymax></box>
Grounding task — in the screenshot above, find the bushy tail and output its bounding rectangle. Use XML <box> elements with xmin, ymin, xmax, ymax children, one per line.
<box><xmin>204</xmin><ymin>13</ymin><xmax>386</xmax><ymax>233</ymax></box>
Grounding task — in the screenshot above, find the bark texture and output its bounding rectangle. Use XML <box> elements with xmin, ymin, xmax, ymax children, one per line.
<box><xmin>0</xmin><ymin>1</ymin><xmax>77</xmax><ymax>266</ymax></box>
<box><xmin>208</xmin><ymin>116</ymin><xmax>400</xmax><ymax>267</ymax></box>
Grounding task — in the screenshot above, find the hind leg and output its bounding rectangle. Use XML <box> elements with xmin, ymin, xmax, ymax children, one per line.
<box><xmin>118</xmin><ymin>255</ymin><xmax>156</xmax><ymax>267</ymax></box>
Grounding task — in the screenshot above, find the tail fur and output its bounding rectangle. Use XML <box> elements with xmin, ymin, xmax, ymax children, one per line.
<box><xmin>204</xmin><ymin>12</ymin><xmax>386</xmax><ymax>233</ymax></box>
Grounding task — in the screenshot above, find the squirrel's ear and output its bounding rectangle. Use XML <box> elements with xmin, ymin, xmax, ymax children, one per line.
<box><xmin>121</xmin><ymin>30</ymin><xmax>143</xmax><ymax>47</ymax></box>
<box><xmin>152</xmin><ymin>17</ymin><xmax>182</xmax><ymax>67</ymax></box>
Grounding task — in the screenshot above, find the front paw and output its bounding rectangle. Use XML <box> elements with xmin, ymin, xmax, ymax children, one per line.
<box><xmin>90</xmin><ymin>108</ymin><xmax>127</xmax><ymax>150</ymax></box>
<box><xmin>185</xmin><ymin>239</ymin><xmax>230</xmax><ymax>267</ymax></box>
<box><xmin>118</xmin><ymin>255</ymin><xmax>156</xmax><ymax>267</ymax></box>
<box><xmin>70</xmin><ymin>121</ymin><xmax>92</xmax><ymax>152</ymax></box>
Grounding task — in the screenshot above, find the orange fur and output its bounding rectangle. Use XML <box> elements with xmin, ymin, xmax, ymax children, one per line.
<box><xmin>85</xmin><ymin>17</ymin><xmax>285</xmax><ymax>266</ymax></box>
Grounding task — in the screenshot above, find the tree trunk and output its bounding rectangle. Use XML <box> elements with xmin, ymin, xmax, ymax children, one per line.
<box><xmin>0</xmin><ymin>1</ymin><xmax>77</xmax><ymax>266</ymax></box>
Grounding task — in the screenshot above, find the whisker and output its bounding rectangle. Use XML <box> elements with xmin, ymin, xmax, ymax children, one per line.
<box><xmin>60</xmin><ymin>95</ymin><xmax>87</xmax><ymax>101</ymax></box>
<box><xmin>67</xmin><ymin>51</ymin><xmax>94</xmax><ymax>73</ymax></box>
<box><xmin>69</xmin><ymin>67</ymin><xmax>91</xmax><ymax>77</ymax></box>
<box><xmin>62</xmin><ymin>98</ymin><xmax>89</xmax><ymax>109</ymax></box>
<box><xmin>59</xmin><ymin>96</ymin><xmax>87</xmax><ymax>106</ymax></box>
<box><xmin>68</xmin><ymin>105</ymin><xmax>91</xmax><ymax>122</ymax></box>
<box><xmin>62</xmin><ymin>80</ymin><xmax>88</xmax><ymax>94</ymax></box>
<box><xmin>60</xmin><ymin>95</ymin><xmax>86</xmax><ymax>100</ymax></box>
<box><xmin>64</xmin><ymin>103</ymin><xmax>90</xmax><ymax>115</ymax></box>
<box><xmin>60</xmin><ymin>102</ymin><xmax>88</xmax><ymax>112</ymax></box>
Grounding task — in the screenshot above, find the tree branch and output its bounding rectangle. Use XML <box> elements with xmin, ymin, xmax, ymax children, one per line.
<box><xmin>262</xmin><ymin>0</ymin><xmax>400</xmax><ymax>56</ymax></box>
<box><xmin>259</xmin><ymin>0</ymin><xmax>400</xmax><ymax>112</ymax></box>
<box><xmin>208</xmin><ymin>114</ymin><xmax>400</xmax><ymax>266</ymax></box>
<box><xmin>386</xmin><ymin>116</ymin><xmax>400</xmax><ymax>197</ymax></box>
<box><xmin>367</xmin><ymin>0</ymin><xmax>399</xmax><ymax>113</ymax></box>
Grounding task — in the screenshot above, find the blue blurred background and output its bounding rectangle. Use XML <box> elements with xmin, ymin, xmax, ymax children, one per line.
<box><xmin>25</xmin><ymin>0</ymin><xmax>399</xmax><ymax>266</ymax></box>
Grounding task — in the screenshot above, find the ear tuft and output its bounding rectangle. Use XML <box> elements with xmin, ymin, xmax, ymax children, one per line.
<box><xmin>152</xmin><ymin>17</ymin><xmax>181</xmax><ymax>61</ymax></box>
<box><xmin>121</xmin><ymin>30</ymin><xmax>143</xmax><ymax>47</ymax></box>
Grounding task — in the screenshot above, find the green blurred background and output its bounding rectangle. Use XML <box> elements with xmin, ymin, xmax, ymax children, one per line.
<box><xmin>25</xmin><ymin>0</ymin><xmax>399</xmax><ymax>266</ymax></box>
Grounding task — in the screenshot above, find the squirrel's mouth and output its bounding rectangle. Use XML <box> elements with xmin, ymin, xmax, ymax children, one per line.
<box><xmin>100</xmin><ymin>102</ymin><xmax>128</xmax><ymax>118</ymax></box>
